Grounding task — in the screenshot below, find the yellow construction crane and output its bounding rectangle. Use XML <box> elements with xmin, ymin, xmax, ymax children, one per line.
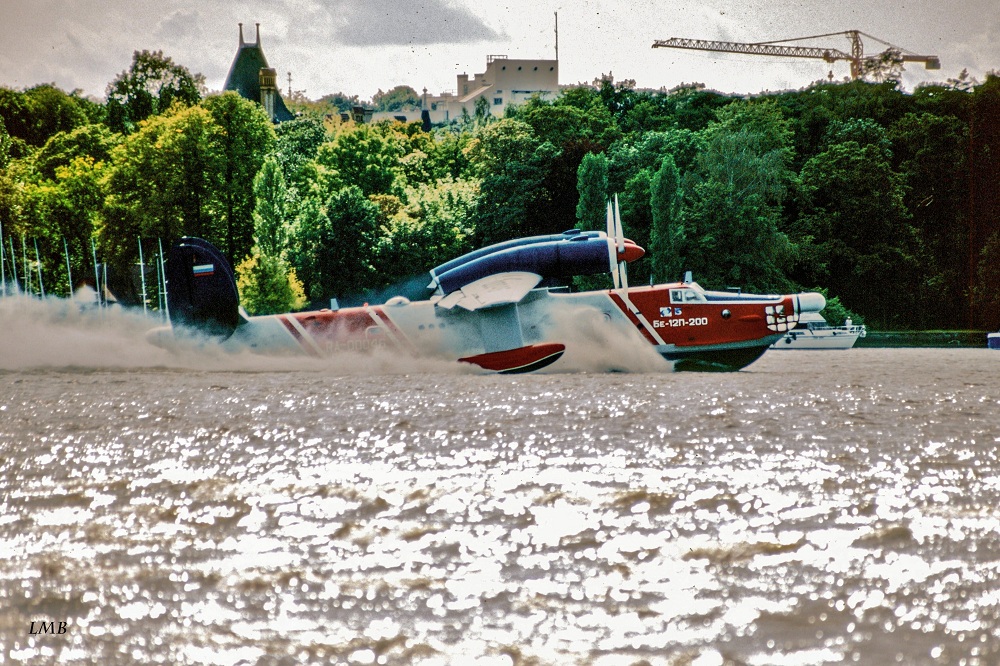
<box><xmin>652</xmin><ymin>30</ymin><xmax>940</xmax><ymax>81</ymax></box>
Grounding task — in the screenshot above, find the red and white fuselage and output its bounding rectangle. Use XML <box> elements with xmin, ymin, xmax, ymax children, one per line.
<box><xmin>215</xmin><ymin>281</ymin><xmax>824</xmax><ymax>373</ymax></box>
<box><xmin>153</xmin><ymin>219</ymin><xmax>825</xmax><ymax>373</ymax></box>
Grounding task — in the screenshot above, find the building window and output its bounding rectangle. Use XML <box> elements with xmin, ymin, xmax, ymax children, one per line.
<box><xmin>493</xmin><ymin>98</ymin><xmax>503</xmax><ymax>105</ymax></box>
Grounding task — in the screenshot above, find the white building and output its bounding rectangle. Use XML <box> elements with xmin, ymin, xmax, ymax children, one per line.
<box><xmin>371</xmin><ymin>54</ymin><xmax>560</xmax><ymax>125</ymax></box>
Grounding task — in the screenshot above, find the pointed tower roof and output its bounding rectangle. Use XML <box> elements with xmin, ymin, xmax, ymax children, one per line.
<box><xmin>223</xmin><ymin>23</ymin><xmax>294</xmax><ymax>122</ymax></box>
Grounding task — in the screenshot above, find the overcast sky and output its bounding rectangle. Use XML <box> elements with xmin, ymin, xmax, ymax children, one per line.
<box><xmin>1</xmin><ymin>0</ymin><xmax>996</xmax><ymax>102</ymax></box>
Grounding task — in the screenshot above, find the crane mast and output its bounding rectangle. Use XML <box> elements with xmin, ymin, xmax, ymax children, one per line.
<box><xmin>652</xmin><ymin>31</ymin><xmax>940</xmax><ymax>81</ymax></box>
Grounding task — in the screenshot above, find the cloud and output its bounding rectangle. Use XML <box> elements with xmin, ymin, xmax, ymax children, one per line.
<box><xmin>154</xmin><ymin>9</ymin><xmax>206</xmax><ymax>43</ymax></box>
<box><xmin>322</xmin><ymin>0</ymin><xmax>505</xmax><ymax>46</ymax></box>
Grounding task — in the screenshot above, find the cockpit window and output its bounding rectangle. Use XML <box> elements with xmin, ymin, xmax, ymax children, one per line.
<box><xmin>670</xmin><ymin>289</ymin><xmax>704</xmax><ymax>303</ymax></box>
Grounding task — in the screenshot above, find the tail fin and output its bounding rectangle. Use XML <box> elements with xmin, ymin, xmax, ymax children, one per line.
<box><xmin>166</xmin><ymin>237</ymin><xmax>241</xmax><ymax>340</ymax></box>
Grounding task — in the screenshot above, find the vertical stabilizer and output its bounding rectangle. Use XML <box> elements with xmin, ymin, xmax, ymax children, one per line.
<box><xmin>166</xmin><ymin>237</ymin><xmax>241</xmax><ymax>339</ymax></box>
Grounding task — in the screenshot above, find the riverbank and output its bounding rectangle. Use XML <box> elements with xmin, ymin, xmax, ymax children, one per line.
<box><xmin>856</xmin><ymin>330</ymin><xmax>988</xmax><ymax>348</ymax></box>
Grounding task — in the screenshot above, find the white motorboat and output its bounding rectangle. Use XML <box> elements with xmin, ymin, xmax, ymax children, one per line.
<box><xmin>771</xmin><ymin>312</ymin><xmax>866</xmax><ymax>350</ymax></box>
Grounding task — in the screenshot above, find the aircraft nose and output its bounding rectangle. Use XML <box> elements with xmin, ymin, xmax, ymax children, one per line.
<box><xmin>619</xmin><ymin>240</ymin><xmax>646</xmax><ymax>263</ymax></box>
<box><xmin>797</xmin><ymin>292</ymin><xmax>826</xmax><ymax>313</ymax></box>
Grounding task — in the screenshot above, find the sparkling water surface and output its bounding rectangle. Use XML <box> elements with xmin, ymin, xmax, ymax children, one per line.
<box><xmin>1</xmin><ymin>299</ymin><xmax>999</xmax><ymax>665</ymax></box>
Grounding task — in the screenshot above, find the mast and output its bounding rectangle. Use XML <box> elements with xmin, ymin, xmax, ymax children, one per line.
<box><xmin>0</xmin><ymin>217</ymin><xmax>6</xmax><ymax>297</ymax></box>
<box><xmin>554</xmin><ymin>12</ymin><xmax>559</xmax><ymax>61</ymax></box>
<box><xmin>8</xmin><ymin>236</ymin><xmax>18</xmax><ymax>293</ymax></box>
<box><xmin>91</xmin><ymin>238</ymin><xmax>102</xmax><ymax>307</ymax></box>
<box><xmin>63</xmin><ymin>237</ymin><xmax>72</xmax><ymax>297</ymax></box>
<box><xmin>34</xmin><ymin>239</ymin><xmax>45</xmax><ymax>298</ymax></box>
<box><xmin>138</xmin><ymin>238</ymin><xmax>148</xmax><ymax>315</ymax></box>
<box><xmin>22</xmin><ymin>237</ymin><xmax>29</xmax><ymax>295</ymax></box>
<box><xmin>158</xmin><ymin>238</ymin><xmax>169</xmax><ymax>322</ymax></box>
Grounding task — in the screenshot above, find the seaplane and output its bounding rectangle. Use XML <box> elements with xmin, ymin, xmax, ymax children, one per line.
<box><xmin>148</xmin><ymin>198</ymin><xmax>826</xmax><ymax>372</ymax></box>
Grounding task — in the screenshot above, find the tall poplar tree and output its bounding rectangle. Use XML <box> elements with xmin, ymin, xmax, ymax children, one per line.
<box><xmin>252</xmin><ymin>156</ymin><xmax>290</xmax><ymax>258</ymax></box>
<box><xmin>650</xmin><ymin>154</ymin><xmax>683</xmax><ymax>283</ymax></box>
<box><xmin>202</xmin><ymin>93</ymin><xmax>276</xmax><ymax>263</ymax></box>
<box><xmin>575</xmin><ymin>152</ymin><xmax>609</xmax><ymax>231</ymax></box>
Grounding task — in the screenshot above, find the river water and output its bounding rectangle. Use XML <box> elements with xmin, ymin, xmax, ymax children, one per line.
<box><xmin>2</xmin><ymin>298</ymin><xmax>999</xmax><ymax>665</ymax></box>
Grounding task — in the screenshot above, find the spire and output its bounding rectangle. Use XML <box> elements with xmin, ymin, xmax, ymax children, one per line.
<box><xmin>256</xmin><ymin>23</ymin><xmax>261</xmax><ymax>46</ymax></box>
<box><xmin>239</xmin><ymin>23</ymin><xmax>244</xmax><ymax>46</ymax></box>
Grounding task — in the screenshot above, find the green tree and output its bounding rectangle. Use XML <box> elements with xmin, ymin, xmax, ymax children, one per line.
<box><xmin>575</xmin><ymin>152</ymin><xmax>609</xmax><ymax>230</ymax></box>
<box><xmin>415</xmin><ymin>128</ymin><xmax>473</xmax><ymax>182</ymax></box>
<box><xmin>273</xmin><ymin>114</ymin><xmax>327</xmax><ymax>192</ymax></box>
<box><xmin>106</xmin><ymin>50</ymin><xmax>205</xmax><ymax>134</ymax></box>
<box><xmin>202</xmin><ymin>92</ymin><xmax>276</xmax><ymax>261</ymax></box>
<box><xmin>375</xmin><ymin>177</ymin><xmax>478</xmax><ymax>288</ymax></box>
<box><xmin>604</xmin><ymin>128</ymin><xmax>705</xmax><ymax>286</ymax></box>
<box><xmin>290</xmin><ymin>186</ymin><xmax>380</xmax><ymax>302</ymax></box>
<box><xmin>0</xmin><ymin>117</ymin><xmax>10</xmax><ymax>169</ymax></box>
<box><xmin>235</xmin><ymin>248</ymin><xmax>307</xmax><ymax>315</ymax></box>
<box><xmin>49</xmin><ymin>157</ymin><xmax>107</xmax><ymax>292</ymax></box>
<box><xmin>0</xmin><ymin>85</ymin><xmax>91</xmax><ymax>148</ymax></box>
<box><xmin>649</xmin><ymin>155</ymin><xmax>683</xmax><ymax>283</ymax></box>
<box><xmin>889</xmin><ymin>111</ymin><xmax>970</xmax><ymax>327</ymax></box>
<box><xmin>969</xmin><ymin>75</ymin><xmax>1000</xmax><ymax>328</ymax></box>
<box><xmin>971</xmin><ymin>231</ymin><xmax>1000</xmax><ymax>331</ymax></box>
<box><xmin>466</xmin><ymin>117</ymin><xmax>588</xmax><ymax>244</ymax></box>
<box><xmin>796</xmin><ymin>141</ymin><xmax>916</xmax><ymax>327</ymax></box>
<box><xmin>314</xmin><ymin>124</ymin><xmax>405</xmax><ymax>196</ymax></box>
<box><xmin>372</xmin><ymin>85</ymin><xmax>420</xmax><ymax>112</ymax></box>
<box><xmin>315</xmin><ymin>92</ymin><xmax>362</xmax><ymax>114</ymax></box>
<box><xmin>100</xmin><ymin>104</ymin><xmax>220</xmax><ymax>267</ymax></box>
<box><xmin>33</xmin><ymin>124</ymin><xmax>119</xmax><ymax>180</ymax></box>
<box><xmin>678</xmin><ymin>101</ymin><xmax>795</xmax><ymax>292</ymax></box>
<box><xmin>515</xmin><ymin>98</ymin><xmax>619</xmax><ymax>150</ymax></box>
<box><xmin>252</xmin><ymin>157</ymin><xmax>291</xmax><ymax>258</ymax></box>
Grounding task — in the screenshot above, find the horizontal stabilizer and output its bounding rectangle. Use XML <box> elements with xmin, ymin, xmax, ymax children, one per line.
<box><xmin>436</xmin><ymin>271</ymin><xmax>541</xmax><ymax>311</ymax></box>
<box><xmin>459</xmin><ymin>343</ymin><xmax>566</xmax><ymax>374</ymax></box>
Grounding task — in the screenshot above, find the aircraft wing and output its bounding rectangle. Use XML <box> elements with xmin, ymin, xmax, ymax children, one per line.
<box><xmin>435</xmin><ymin>271</ymin><xmax>541</xmax><ymax>311</ymax></box>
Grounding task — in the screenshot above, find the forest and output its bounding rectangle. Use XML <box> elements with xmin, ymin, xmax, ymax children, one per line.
<box><xmin>2</xmin><ymin>50</ymin><xmax>1000</xmax><ymax>331</ymax></box>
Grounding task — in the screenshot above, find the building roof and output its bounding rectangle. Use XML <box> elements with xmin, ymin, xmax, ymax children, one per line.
<box><xmin>223</xmin><ymin>23</ymin><xmax>294</xmax><ymax>122</ymax></box>
<box><xmin>459</xmin><ymin>84</ymin><xmax>493</xmax><ymax>103</ymax></box>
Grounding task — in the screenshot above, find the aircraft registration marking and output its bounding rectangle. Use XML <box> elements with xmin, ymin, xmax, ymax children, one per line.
<box><xmin>654</xmin><ymin>317</ymin><xmax>709</xmax><ymax>328</ymax></box>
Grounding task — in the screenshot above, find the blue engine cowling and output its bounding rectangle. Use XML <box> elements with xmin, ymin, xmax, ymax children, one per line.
<box><xmin>434</xmin><ymin>235</ymin><xmax>612</xmax><ymax>295</ymax></box>
<box><xmin>429</xmin><ymin>230</ymin><xmax>604</xmax><ymax>285</ymax></box>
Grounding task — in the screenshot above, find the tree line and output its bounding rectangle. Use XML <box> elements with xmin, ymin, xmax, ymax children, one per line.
<box><xmin>2</xmin><ymin>49</ymin><xmax>999</xmax><ymax>330</ymax></box>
